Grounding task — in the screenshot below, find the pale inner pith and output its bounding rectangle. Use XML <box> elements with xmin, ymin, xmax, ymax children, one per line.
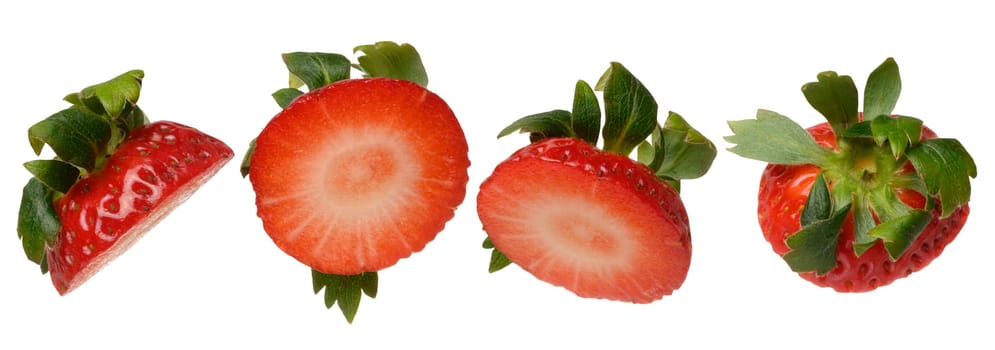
<box><xmin>531</xmin><ymin>199</ymin><xmax>634</xmax><ymax>267</ymax></box>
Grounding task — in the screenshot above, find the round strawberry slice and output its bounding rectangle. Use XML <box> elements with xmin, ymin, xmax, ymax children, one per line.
<box><xmin>478</xmin><ymin>138</ymin><xmax>691</xmax><ymax>303</ymax></box>
<box><xmin>249</xmin><ymin>77</ymin><xmax>469</xmax><ymax>275</ymax></box>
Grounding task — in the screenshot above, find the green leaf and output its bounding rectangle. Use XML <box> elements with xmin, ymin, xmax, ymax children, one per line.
<box><xmin>28</xmin><ymin>106</ymin><xmax>112</xmax><ymax>171</ymax></box>
<box><xmin>497</xmin><ymin>110</ymin><xmax>575</xmax><ymax>140</ymax></box>
<box><xmin>653</xmin><ymin>112</ymin><xmax>717</xmax><ymax>180</ymax></box>
<box><xmin>867</xmin><ymin>209</ymin><xmax>931</xmax><ymax>260</ymax></box>
<box><xmin>272</xmin><ymin>88</ymin><xmax>304</xmax><ymax>109</ymax></box>
<box><xmin>23</xmin><ymin>159</ymin><xmax>80</xmax><ymax>193</ymax></box>
<box><xmin>354</xmin><ymin>41</ymin><xmax>429</xmax><ymax>87</ymax></box>
<box><xmin>870</xmin><ymin>115</ymin><xmax>922</xmax><ymax>158</ymax></box>
<box><xmin>725</xmin><ymin>109</ymin><xmax>832</xmax><ymax>166</ymax></box>
<box><xmin>784</xmin><ymin>204</ymin><xmax>851</xmax><ymax>275</ymax></box>
<box><xmin>117</xmin><ymin>103</ymin><xmax>150</xmax><ymax>134</ymax></box>
<box><xmin>863</xmin><ymin>57</ymin><xmax>901</xmax><ymax>122</ymax></box>
<box><xmin>801</xmin><ymin>71</ymin><xmax>859</xmax><ymax>135</ymax></box>
<box><xmin>67</xmin><ymin>70</ymin><xmax>144</xmax><ymax>119</ymax></box>
<box><xmin>312</xmin><ymin>270</ymin><xmax>378</xmax><ymax>324</ymax></box>
<box><xmin>851</xmin><ymin>195</ymin><xmax>877</xmax><ymax>256</ymax></box>
<box><xmin>839</xmin><ymin>120</ymin><xmax>873</xmax><ymax>139</ymax></box>
<box><xmin>637</xmin><ymin>140</ymin><xmax>655</xmax><ymax>166</ymax></box>
<box><xmin>17</xmin><ymin>178</ymin><xmax>60</xmax><ymax>272</ymax></box>
<box><xmin>906</xmin><ymin>138</ymin><xmax>976</xmax><ymax>217</ymax></box>
<box><xmin>800</xmin><ymin>172</ymin><xmax>832</xmax><ymax>226</ymax></box>
<box><xmin>571</xmin><ymin>80</ymin><xmax>601</xmax><ymax>145</ymax></box>
<box><xmin>596</xmin><ymin>62</ymin><xmax>657</xmax><ymax>156</ymax></box>
<box><xmin>282</xmin><ymin>52</ymin><xmax>352</xmax><ymax>90</ymax></box>
<box><xmin>240</xmin><ymin>138</ymin><xmax>256</xmax><ymax>178</ymax></box>
<box><xmin>483</xmin><ymin>238</ymin><xmax>513</xmax><ymax>273</ymax></box>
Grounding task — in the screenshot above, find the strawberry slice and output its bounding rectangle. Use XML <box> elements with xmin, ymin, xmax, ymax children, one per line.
<box><xmin>476</xmin><ymin>62</ymin><xmax>716</xmax><ymax>303</ymax></box>
<box><xmin>249</xmin><ymin>77</ymin><xmax>469</xmax><ymax>275</ymax></box>
<box><xmin>17</xmin><ymin>70</ymin><xmax>233</xmax><ymax>295</ymax></box>
<box><xmin>242</xmin><ymin>42</ymin><xmax>468</xmax><ymax>323</ymax></box>
<box><xmin>49</xmin><ymin>121</ymin><xmax>232</xmax><ymax>294</ymax></box>
<box><xmin>478</xmin><ymin>138</ymin><xmax>691</xmax><ymax>303</ymax></box>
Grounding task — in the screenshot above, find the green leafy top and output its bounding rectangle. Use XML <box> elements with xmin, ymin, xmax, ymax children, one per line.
<box><xmin>18</xmin><ymin>70</ymin><xmax>151</xmax><ymax>272</ymax></box>
<box><xmin>242</xmin><ymin>41</ymin><xmax>430</xmax><ymax>324</ymax></box>
<box><xmin>725</xmin><ymin>58</ymin><xmax>977</xmax><ymax>274</ymax></box>
<box><xmin>487</xmin><ymin>62</ymin><xmax>718</xmax><ymax>272</ymax></box>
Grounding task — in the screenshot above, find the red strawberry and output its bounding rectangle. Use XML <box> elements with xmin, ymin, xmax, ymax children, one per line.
<box><xmin>478</xmin><ymin>138</ymin><xmax>692</xmax><ymax>303</ymax></box>
<box><xmin>727</xmin><ymin>58</ymin><xmax>976</xmax><ymax>292</ymax></box>
<box><xmin>476</xmin><ymin>62</ymin><xmax>715</xmax><ymax>303</ymax></box>
<box><xmin>242</xmin><ymin>42</ymin><xmax>468</xmax><ymax>323</ymax></box>
<box><xmin>49</xmin><ymin>121</ymin><xmax>233</xmax><ymax>294</ymax></box>
<box><xmin>17</xmin><ymin>70</ymin><xmax>233</xmax><ymax>295</ymax></box>
<box><xmin>248</xmin><ymin>77</ymin><xmax>469</xmax><ymax>275</ymax></box>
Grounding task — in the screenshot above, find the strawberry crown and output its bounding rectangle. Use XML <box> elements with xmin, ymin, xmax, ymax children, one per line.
<box><xmin>18</xmin><ymin>71</ymin><xmax>150</xmax><ymax>273</ymax></box>
<box><xmin>726</xmin><ymin>58</ymin><xmax>977</xmax><ymax>274</ymax></box>
<box><xmin>485</xmin><ymin>62</ymin><xmax>717</xmax><ymax>273</ymax></box>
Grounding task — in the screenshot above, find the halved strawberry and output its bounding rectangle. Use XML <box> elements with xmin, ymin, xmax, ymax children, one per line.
<box><xmin>249</xmin><ymin>77</ymin><xmax>469</xmax><ymax>275</ymax></box>
<box><xmin>17</xmin><ymin>70</ymin><xmax>233</xmax><ymax>295</ymax></box>
<box><xmin>242</xmin><ymin>42</ymin><xmax>468</xmax><ymax>322</ymax></box>
<box><xmin>477</xmin><ymin>62</ymin><xmax>716</xmax><ymax>303</ymax></box>
<box><xmin>727</xmin><ymin>58</ymin><xmax>976</xmax><ymax>291</ymax></box>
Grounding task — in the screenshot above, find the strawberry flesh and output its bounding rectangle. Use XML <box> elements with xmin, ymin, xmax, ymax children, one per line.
<box><xmin>477</xmin><ymin>138</ymin><xmax>690</xmax><ymax>303</ymax></box>
<box><xmin>249</xmin><ymin>78</ymin><xmax>469</xmax><ymax>275</ymax></box>
<box><xmin>48</xmin><ymin>121</ymin><xmax>233</xmax><ymax>295</ymax></box>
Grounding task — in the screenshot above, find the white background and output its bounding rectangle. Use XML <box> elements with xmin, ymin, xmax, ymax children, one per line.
<box><xmin>2</xmin><ymin>1</ymin><xmax>992</xmax><ymax>348</ymax></box>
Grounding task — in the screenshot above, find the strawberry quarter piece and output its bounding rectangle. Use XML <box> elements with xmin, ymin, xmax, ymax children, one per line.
<box><xmin>726</xmin><ymin>58</ymin><xmax>976</xmax><ymax>292</ymax></box>
<box><xmin>243</xmin><ymin>42</ymin><xmax>469</xmax><ymax>323</ymax></box>
<box><xmin>17</xmin><ymin>70</ymin><xmax>233</xmax><ymax>295</ymax></box>
<box><xmin>477</xmin><ymin>62</ymin><xmax>716</xmax><ymax>303</ymax></box>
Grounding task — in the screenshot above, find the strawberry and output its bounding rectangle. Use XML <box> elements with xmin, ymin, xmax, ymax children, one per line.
<box><xmin>726</xmin><ymin>58</ymin><xmax>976</xmax><ymax>292</ymax></box>
<box><xmin>242</xmin><ymin>42</ymin><xmax>469</xmax><ymax>322</ymax></box>
<box><xmin>477</xmin><ymin>62</ymin><xmax>716</xmax><ymax>303</ymax></box>
<box><xmin>17</xmin><ymin>70</ymin><xmax>233</xmax><ymax>295</ymax></box>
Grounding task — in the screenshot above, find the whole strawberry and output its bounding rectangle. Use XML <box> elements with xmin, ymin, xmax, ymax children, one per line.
<box><xmin>17</xmin><ymin>70</ymin><xmax>233</xmax><ymax>295</ymax></box>
<box><xmin>242</xmin><ymin>42</ymin><xmax>469</xmax><ymax>322</ymax></box>
<box><xmin>477</xmin><ymin>62</ymin><xmax>716</xmax><ymax>303</ymax></box>
<box><xmin>726</xmin><ymin>58</ymin><xmax>976</xmax><ymax>292</ymax></box>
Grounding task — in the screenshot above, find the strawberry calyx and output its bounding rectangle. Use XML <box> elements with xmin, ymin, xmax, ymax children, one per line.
<box><xmin>242</xmin><ymin>41</ymin><xmax>430</xmax><ymax>324</ymax></box>
<box><xmin>18</xmin><ymin>70</ymin><xmax>149</xmax><ymax>272</ymax></box>
<box><xmin>726</xmin><ymin>58</ymin><xmax>977</xmax><ymax>274</ymax></box>
<box><xmin>486</xmin><ymin>62</ymin><xmax>717</xmax><ymax>272</ymax></box>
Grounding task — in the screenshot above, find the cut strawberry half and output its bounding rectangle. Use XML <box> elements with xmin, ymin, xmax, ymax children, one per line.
<box><xmin>249</xmin><ymin>77</ymin><xmax>469</xmax><ymax>275</ymax></box>
<box><xmin>17</xmin><ymin>70</ymin><xmax>233</xmax><ymax>295</ymax></box>
<box><xmin>478</xmin><ymin>138</ymin><xmax>691</xmax><ymax>303</ymax></box>
<box><xmin>476</xmin><ymin>62</ymin><xmax>716</xmax><ymax>303</ymax></box>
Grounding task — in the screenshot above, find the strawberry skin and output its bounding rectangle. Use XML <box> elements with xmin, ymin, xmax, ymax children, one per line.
<box><xmin>249</xmin><ymin>77</ymin><xmax>469</xmax><ymax>275</ymax></box>
<box><xmin>477</xmin><ymin>137</ymin><xmax>691</xmax><ymax>303</ymax></box>
<box><xmin>758</xmin><ymin>123</ymin><xmax>969</xmax><ymax>292</ymax></box>
<box><xmin>48</xmin><ymin>121</ymin><xmax>233</xmax><ymax>295</ymax></box>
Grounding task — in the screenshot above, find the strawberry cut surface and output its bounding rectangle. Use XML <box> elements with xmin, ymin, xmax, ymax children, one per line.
<box><xmin>477</xmin><ymin>138</ymin><xmax>690</xmax><ymax>303</ymax></box>
<box><xmin>249</xmin><ymin>77</ymin><xmax>469</xmax><ymax>275</ymax></box>
<box><xmin>48</xmin><ymin>121</ymin><xmax>233</xmax><ymax>295</ymax></box>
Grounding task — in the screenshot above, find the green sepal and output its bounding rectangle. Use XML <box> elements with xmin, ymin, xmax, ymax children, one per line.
<box><xmin>240</xmin><ymin>138</ymin><xmax>256</xmax><ymax>178</ymax></box>
<box><xmin>354</xmin><ymin>42</ymin><xmax>429</xmax><ymax>87</ymax></box>
<box><xmin>867</xmin><ymin>209</ymin><xmax>931</xmax><ymax>260</ymax></box>
<box><xmin>272</xmin><ymin>88</ymin><xmax>304</xmax><ymax>109</ymax></box>
<box><xmin>725</xmin><ymin>109</ymin><xmax>832</xmax><ymax>166</ymax></box>
<box><xmin>801</xmin><ymin>71</ymin><xmax>859</xmax><ymax>135</ymax></box>
<box><xmin>28</xmin><ymin>106</ymin><xmax>112</xmax><ymax>171</ymax></box>
<box><xmin>17</xmin><ymin>178</ymin><xmax>60</xmax><ymax>273</ymax></box>
<box><xmin>312</xmin><ymin>270</ymin><xmax>378</xmax><ymax>324</ymax></box>
<box><xmin>906</xmin><ymin>138</ymin><xmax>977</xmax><ymax>217</ymax></box>
<box><xmin>596</xmin><ymin>62</ymin><xmax>657</xmax><ymax>156</ymax></box>
<box><xmin>23</xmin><ymin>159</ymin><xmax>80</xmax><ymax>193</ymax></box>
<box><xmin>800</xmin><ymin>173</ymin><xmax>832</xmax><ymax>226</ymax></box>
<box><xmin>496</xmin><ymin>110</ymin><xmax>575</xmax><ymax>140</ymax></box>
<box><xmin>851</xmin><ymin>195</ymin><xmax>878</xmax><ymax>255</ymax></box>
<box><xmin>870</xmin><ymin>115</ymin><xmax>922</xmax><ymax>158</ymax></box>
<box><xmin>482</xmin><ymin>237</ymin><xmax>513</xmax><ymax>273</ymax></box>
<box><xmin>64</xmin><ymin>69</ymin><xmax>144</xmax><ymax>119</ymax></box>
<box><xmin>571</xmin><ymin>80</ymin><xmax>601</xmax><ymax>145</ymax></box>
<box><xmin>784</xmin><ymin>173</ymin><xmax>850</xmax><ymax>275</ymax></box>
<box><xmin>863</xmin><ymin>57</ymin><xmax>901</xmax><ymax>122</ymax></box>
<box><xmin>281</xmin><ymin>52</ymin><xmax>351</xmax><ymax>91</ymax></box>
<box><xmin>651</xmin><ymin>112</ymin><xmax>716</xmax><ymax>181</ymax></box>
